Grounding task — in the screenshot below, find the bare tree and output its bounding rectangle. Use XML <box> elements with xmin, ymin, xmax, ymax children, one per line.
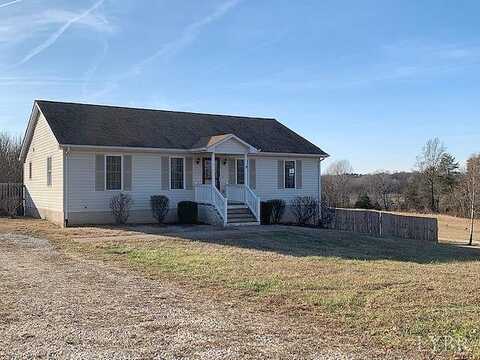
<box><xmin>369</xmin><ymin>171</ymin><xmax>396</xmax><ymax>211</ymax></box>
<box><xmin>466</xmin><ymin>154</ymin><xmax>480</xmax><ymax>245</ymax></box>
<box><xmin>0</xmin><ymin>131</ymin><xmax>23</xmax><ymax>183</ymax></box>
<box><xmin>416</xmin><ymin>138</ymin><xmax>457</xmax><ymax>212</ymax></box>
<box><xmin>322</xmin><ymin>160</ymin><xmax>354</xmax><ymax>208</ymax></box>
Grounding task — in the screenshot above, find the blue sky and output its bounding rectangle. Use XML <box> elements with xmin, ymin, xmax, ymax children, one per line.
<box><xmin>1</xmin><ymin>0</ymin><xmax>479</xmax><ymax>173</ymax></box>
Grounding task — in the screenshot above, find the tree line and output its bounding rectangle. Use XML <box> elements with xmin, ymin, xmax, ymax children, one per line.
<box><xmin>0</xmin><ymin>131</ymin><xmax>22</xmax><ymax>183</ymax></box>
<box><xmin>322</xmin><ymin>138</ymin><xmax>479</xmax><ymax>220</ymax></box>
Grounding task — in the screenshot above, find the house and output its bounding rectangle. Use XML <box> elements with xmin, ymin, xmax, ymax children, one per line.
<box><xmin>20</xmin><ymin>100</ymin><xmax>329</xmax><ymax>227</ymax></box>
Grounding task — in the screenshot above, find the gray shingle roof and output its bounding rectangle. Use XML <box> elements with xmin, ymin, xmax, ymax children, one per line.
<box><xmin>36</xmin><ymin>100</ymin><xmax>328</xmax><ymax>156</ymax></box>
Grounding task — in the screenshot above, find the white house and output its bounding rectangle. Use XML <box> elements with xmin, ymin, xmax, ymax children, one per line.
<box><xmin>20</xmin><ymin>100</ymin><xmax>329</xmax><ymax>227</ymax></box>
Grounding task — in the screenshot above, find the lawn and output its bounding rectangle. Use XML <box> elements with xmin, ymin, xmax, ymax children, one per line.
<box><xmin>1</xmin><ymin>215</ymin><xmax>480</xmax><ymax>358</ymax></box>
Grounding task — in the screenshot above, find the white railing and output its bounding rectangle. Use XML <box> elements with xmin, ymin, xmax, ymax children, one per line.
<box><xmin>194</xmin><ymin>184</ymin><xmax>212</xmax><ymax>204</ymax></box>
<box><xmin>212</xmin><ymin>185</ymin><xmax>228</xmax><ymax>226</ymax></box>
<box><xmin>226</xmin><ymin>184</ymin><xmax>245</xmax><ymax>203</ymax></box>
<box><xmin>245</xmin><ymin>185</ymin><xmax>260</xmax><ymax>223</ymax></box>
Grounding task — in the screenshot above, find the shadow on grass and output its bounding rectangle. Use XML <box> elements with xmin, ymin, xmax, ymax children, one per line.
<box><xmin>96</xmin><ymin>224</ymin><xmax>480</xmax><ymax>264</ymax></box>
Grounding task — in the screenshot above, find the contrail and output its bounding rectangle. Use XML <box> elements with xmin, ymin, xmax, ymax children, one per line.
<box><xmin>17</xmin><ymin>0</ymin><xmax>105</xmax><ymax>66</ymax></box>
<box><xmin>0</xmin><ymin>0</ymin><xmax>22</xmax><ymax>9</ymax></box>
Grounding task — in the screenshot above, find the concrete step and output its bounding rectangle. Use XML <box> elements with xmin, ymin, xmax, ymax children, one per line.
<box><xmin>227</xmin><ymin>208</ymin><xmax>251</xmax><ymax>215</ymax></box>
<box><xmin>228</xmin><ymin>215</ymin><xmax>256</xmax><ymax>221</ymax></box>
<box><xmin>227</xmin><ymin>221</ymin><xmax>260</xmax><ymax>226</ymax></box>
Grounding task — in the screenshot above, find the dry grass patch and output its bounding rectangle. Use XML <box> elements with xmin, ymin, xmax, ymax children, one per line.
<box><xmin>2</xmin><ymin>217</ymin><xmax>480</xmax><ymax>358</ymax></box>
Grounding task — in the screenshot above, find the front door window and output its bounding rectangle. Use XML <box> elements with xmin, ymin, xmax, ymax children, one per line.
<box><xmin>202</xmin><ymin>158</ymin><xmax>221</xmax><ymax>190</ymax></box>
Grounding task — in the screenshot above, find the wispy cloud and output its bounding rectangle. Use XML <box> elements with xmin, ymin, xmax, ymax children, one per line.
<box><xmin>88</xmin><ymin>0</ymin><xmax>242</xmax><ymax>100</ymax></box>
<box><xmin>0</xmin><ymin>8</ymin><xmax>113</xmax><ymax>45</ymax></box>
<box><xmin>0</xmin><ymin>0</ymin><xmax>22</xmax><ymax>9</ymax></box>
<box><xmin>235</xmin><ymin>41</ymin><xmax>480</xmax><ymax>92</ymax></box>
<box><xmin>0</xmin><ymin>76</ymin><xmax>86</xmax><ymax>86</ymax></box>
<box><xmin>16</xmin><ymin>0</ymin><xmax>108</xmax><ymax>66</ymax></box>
<box><xmin>82</xmin><ymin>38</ymin><xmax>109</xmax><ymax>98</ymax></box>
<box><xmin>131</xmin><ymin>0</ymin><xmax>241</xmax><ymax>75</ymax></box>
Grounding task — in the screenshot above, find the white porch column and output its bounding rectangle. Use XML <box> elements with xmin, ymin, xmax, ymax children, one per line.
<box><xmin>211</xmin><ymin>151</ymin><xmax>215</xmax><ymax>189</ymax></box>
<box><xmin>244</xmin><ymin>152</ymin><xmax>248</xmax><ymax>187</ymax></box>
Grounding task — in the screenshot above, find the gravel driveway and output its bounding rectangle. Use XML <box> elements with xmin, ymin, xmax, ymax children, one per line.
<box><xmin>0</xmin><ymin>232</ymin><xmax>353</xmax><ymax>360</ymax></box>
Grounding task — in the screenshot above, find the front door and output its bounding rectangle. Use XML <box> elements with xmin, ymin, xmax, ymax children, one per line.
<box><xmin>202</xmin><ymin>158</ymin><xmax>221</xmax><ymax>190</ymax></box>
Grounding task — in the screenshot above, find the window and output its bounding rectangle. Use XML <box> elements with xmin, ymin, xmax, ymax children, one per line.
<box><xmin>285</xmin><ymin>160</ymin><xmax>296</xmax><ymax>188</ymax></box>
<box><xmin>46</xmin><ymin>157</ymin><xmax>52</xmax><ymax>186</ymax></box>
<box><xmin>236</xmin><ymin>159</ymin><xmax>245</xmax><ymax>185</ymax></box>
<box><xmin>29</xmin><ymin>162</ymin><xmax>32</xmax><ymax>180</ymax></box>
<box><xmin>170</xmin><ymin>157</ymin><xmax>184</xmax><ymax>189</ymax></box>
<box><xmin>106</xmin><ymin>155</ymin><xmax>122</xmax><ymax>190</ymax></box>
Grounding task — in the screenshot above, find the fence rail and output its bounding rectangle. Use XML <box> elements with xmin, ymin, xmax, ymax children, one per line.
<box><xmin>0</xmin><ymin>183</ymin><xmax>24</xmax><ymax>216</ymax></box>
<box><xmin>322</xmin><ymin>208</ymin><xmax>438</xmax><ymax>242</ymax></box>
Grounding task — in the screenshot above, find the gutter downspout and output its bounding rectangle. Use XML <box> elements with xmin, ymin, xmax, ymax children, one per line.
<box><xmin>64</xmin><ymin>146</ymin><xmax>71</xmax><ymax>227</ymax></box>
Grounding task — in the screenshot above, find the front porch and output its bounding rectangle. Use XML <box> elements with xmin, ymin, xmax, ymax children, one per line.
<box><xmin>190</xmin><ymin>134</ymin><xmax>261</xmax><ymax>226</ymax></box>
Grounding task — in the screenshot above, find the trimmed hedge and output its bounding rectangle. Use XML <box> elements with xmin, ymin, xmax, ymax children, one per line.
<box><xmin>177</xmin><ymin>201</ymin><xmax>198</xmax><ymax>224</ymax></box>
<box><xmin>260</xmin><ymin>201</ymin><xmax>273</xmax><ymax>225</ymax></box>
<box><xmin>268</xmin><ymin>199</ymin><xmax>286</xmax><ymax>224</ymax></box>
<box><xmin>150</xmin><ymin>195</ymin><xmax>169</xmax><ymax>224</ymax></box>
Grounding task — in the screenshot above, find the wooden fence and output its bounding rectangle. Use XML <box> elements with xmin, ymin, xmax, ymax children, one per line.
<box><xmin>0</xmin><ymin>183</ymin><xmax>24</xmax><ymax>216</ymax></box>
<box><xmin>322</xmin><ymin>208</ymin><xmax>438</xmax><ymax>242</ymax></box>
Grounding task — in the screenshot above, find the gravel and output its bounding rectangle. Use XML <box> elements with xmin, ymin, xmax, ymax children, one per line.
<box><xmin>0</xmin><ymin>232</ymin><xmax>355</xmax><ymax>360</ymax></box>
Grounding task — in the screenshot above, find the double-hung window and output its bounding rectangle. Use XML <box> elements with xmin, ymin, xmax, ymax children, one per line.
<box><xmin>46</xmin><ymin>157</ymin><xmax>52</xmax><ymax>186</ymax></box>
<box><xmin>236</xmin><ymin>159</ymin><xmax>245</xmax><ymax>185</ymax></box>
<box><xmin>106</xmin><ymin>155</ymin><xmax>122</xmax><ymax>190</ymax></box>
<box><xmin>170</xmin><ymin>157</ymin><xmax>185</xmax><ymax>189</ymax></box>
<box><xmin>285</xmin><ymin>160</ymin><xmax>296</xmax><ymax>189</ymax></box>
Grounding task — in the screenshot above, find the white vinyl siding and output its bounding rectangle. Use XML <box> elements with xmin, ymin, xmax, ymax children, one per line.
<box><xmin>213</xmin><ymin>138</ymin><xmax>248</xmax><ymax>154</ymax></box>
<box><xmin>23</xmin><ymin>112</ymin><xmax>64</xmax><ymax>215</ymax></box>
<box><xmin>253</xmin><ymin>157</ymin><xmax>319</xmax><ymax>202</ymax></box>
<box><xmin>65</xmin><ymin>152</ymin><xmax>320</xmax><ymax>221</ymax></box>
<box><xmin>66</xmin><ymin>152</ymin><xmax>196</xmax><ymax>213</ymax></box>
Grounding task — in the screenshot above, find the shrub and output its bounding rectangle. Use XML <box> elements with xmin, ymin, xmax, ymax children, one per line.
<box><xmin>150</xmin><ymin>195</ymin><xmax>169</xmax><ymax>224</ymax></box>
<box><xmin>290</xmin><ymin>196</ymin><xmax>318</xmax><ymax>225</ymax></box>
<box><xmin>268</xmin><ymin>199</ymin><xmax>286</xmax><ymax>224</ymax></box>
<box><xmin>260</xmin><ymin>201</ymin><xmax>273</xmax><ymax>225</ymax></box>
<box><xmin>177</xmin><ymin>201</ymin><xmax>198</xmax><ymax>224</ymax></box>
<box><xmin>110</xmin><ymin>193</ymin><xmax>133</xmax><ymax>225</ymax></box>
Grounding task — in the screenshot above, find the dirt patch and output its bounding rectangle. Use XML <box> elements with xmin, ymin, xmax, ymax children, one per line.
<box><xmin>0</xmin><ymin>227</ymin><xmax>358</xmax><ymax>359</ymax></box>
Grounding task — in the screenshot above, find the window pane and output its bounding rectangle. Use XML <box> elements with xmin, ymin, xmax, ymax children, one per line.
<box><xmin>171</xmin><ymin>158</ymin><xmax>184</xmax><ymax>189</ymax></box>
<box><xmin>285</xmin><ymin>161</ymin><xmax>295</xmax><ymax>188</ymax></box>
<box><xmin>203</xmin><ymin>158</ymin><xmax>212</xmax><ymax>184</ymax></box>
<box><xmin>236</xmin><ymin>159</ymin><xmax>245</xmax><ymax>184</ymax></box>
<box><xmin>106</xmin><ymin>156</ymin><xmax>122</xmax><ymax>190</ymax></box>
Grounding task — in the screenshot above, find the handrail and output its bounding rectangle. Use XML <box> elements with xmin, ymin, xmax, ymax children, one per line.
<box><xmin>212</xmin><ymin>184</ymin><xmax>228</xmax><ymax>226</ymax></box>
<box><xmin>244</xmin><ymin>184</ymin><xmax>260</xmax><ymax>223</ymax></box>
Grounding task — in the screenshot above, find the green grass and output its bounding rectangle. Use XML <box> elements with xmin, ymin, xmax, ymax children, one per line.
<box><xmin>66</xmin><ymin>225</ymin><xmax>480</xmax><ymax>358</ymax></box>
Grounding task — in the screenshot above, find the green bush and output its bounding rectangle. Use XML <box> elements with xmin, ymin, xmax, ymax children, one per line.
<box><xmin>354</xmin><ymin>193</ymin><xmax>380</xmax><ymax>210</ymax></box>
<box><xmin>268</xmin><ymin>199</ymin><xmax>286</xmax><ymax>224</ymax></box>
<box><xmin>177</xmin><ymin>201</ymin><xmax>198</xmax><ymax>224</ymax></box>
<box><xmin>260</xmin><ymin>201</ymin><xmax>273</xmax><ymax>225</ymax></box>
<box><xmin>150</xmin><ymin>195</ymin><xmax>169</xmax><ymax>224</ymax></box>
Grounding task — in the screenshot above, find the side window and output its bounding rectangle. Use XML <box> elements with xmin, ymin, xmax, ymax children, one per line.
<box><xmin>285</xmin><ymin>160</ymin><xmax>296</xmax><ymax>189</ymax></box>
<box><xmin>170</xmin><ymin>157</ymin><xmax>185</xmax><ymax>189</ymax></box>
<box><xmin>29</xmin><ymin>162</ymin><xmax>32</xmax><ymax>180</ymax></box>
<box><xmin>106</xmin><ymin>155</ymin><xmax>122</xmax><ymax>190</ymax></box>
<box><xmin>46</xmin><ymin>157</ymin><xmax>52</xmax><ymax>186</ymax></box>
<box><xmin>236</xmin><ymin>159</ymin><xmax>245</xmax><ymax>185</ymax></box>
